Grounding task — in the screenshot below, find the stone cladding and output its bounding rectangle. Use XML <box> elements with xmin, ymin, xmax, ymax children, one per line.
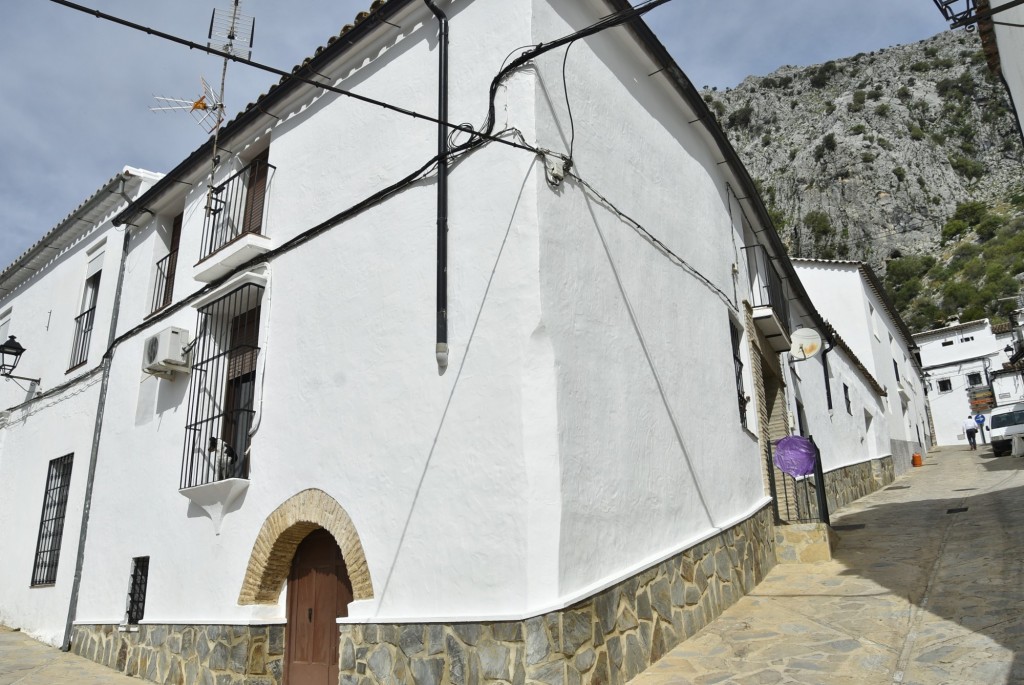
<box><xmin>823</xmin><ymin>456</ymin><xmax>895</xmax><ymax>514</ymax></box>
<box><xmin>336</xmin><ymin>505</ymin><xmax>775</xmax><ymax>685</ymax></box>
<box><xmin>69</xmin><ymin>623</ymin><xmax>284</xmax><ymax>685</ymax></box>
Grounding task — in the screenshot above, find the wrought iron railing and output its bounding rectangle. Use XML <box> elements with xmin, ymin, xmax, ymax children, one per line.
<box><xmin>200</xmin><ymin>157</ymin><xmax>273</xmax><ymax>262</ymax></box>
<box><xmin>68</xmin><ymin>306</ymin><xmax>96</xmax><ymax>369</ymax></box>
<box><xmin>743</xmin><ymin>244</ymin><xmax>791</xmax><ymax>332</ymax></box>
<box><xmin>150</xmin><ymin>250</ymin><xmax>178</xmax><ymax>314</ymax></box>
<box><xmin>181</xmin><ymin>284</ymin><xmax>262</xmax><ymax>489</ymax></box>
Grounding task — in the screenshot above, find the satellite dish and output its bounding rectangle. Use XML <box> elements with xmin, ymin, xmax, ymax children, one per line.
<box><xmin>790</xmin><ymin>328</ymin><xmax>822</xmax><ymax>360</ymax></box>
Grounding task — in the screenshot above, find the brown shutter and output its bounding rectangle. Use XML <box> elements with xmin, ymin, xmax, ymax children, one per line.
<box><xmin>227</xmin><ymin>306</ymin><xmax>261</xmax><ymax>380</ymax></box>
<box><xmin>241</xmin><ymin>149</ymin><xmax>270</xmax><ymax>236</ymax></box>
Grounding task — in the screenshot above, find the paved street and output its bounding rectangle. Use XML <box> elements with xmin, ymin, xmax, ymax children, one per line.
<box><xmin>0</xmin><ymin>626</ymin><xmax>138</xmax><ymax>685</ymax></box>
<box><xmin>632</xmin><ymin>444</ymin><xmax>1024</xmax><ymax>685</ymax></box>
<box><xmin>2</xmin><ymin>445</ymin><xmax>1022</xmax><ymax>684</ymax></box>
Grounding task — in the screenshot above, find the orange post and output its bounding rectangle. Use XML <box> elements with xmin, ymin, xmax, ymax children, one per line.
<box><xmin>912</xmin><ymin>452</ymin><xmax>923</xmax><ymax>467</ymax></box>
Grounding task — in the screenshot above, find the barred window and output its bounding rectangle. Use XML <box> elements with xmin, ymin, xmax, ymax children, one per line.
<box><xmin>731</xmin><ymin>322</ymin><xmax>748</xmax><ymax>429</ymax></box>
<box><xmin>32</xmin><ymin>454</ymin><xmax>74</xmax><ymax>586</ymax></box>
<box><xmin>182</xmin><ymin>283</ymin><xmax>263</xmax><ymax>489</ymax></box>
<box><xmin>126</xmin><ymin>557</ymin><xmax>149</xmax><ymax>625</ymax></box>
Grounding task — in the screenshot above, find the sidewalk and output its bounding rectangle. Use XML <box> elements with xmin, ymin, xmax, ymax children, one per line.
<box><xmin>631</xmin><ymin>445</ymin><xmax>1024</xmax><ymax>685</ymax></box>
<box><xmin>0</xmin><ymin>626</ymin><xmax>139</xmax><ymax>685</ymax></box>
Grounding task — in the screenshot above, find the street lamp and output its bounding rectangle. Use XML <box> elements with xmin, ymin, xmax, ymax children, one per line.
<box><xmin>0</xmin><ymin>336</ymin><xmax>40</xmax><ymax>384</ymax></box>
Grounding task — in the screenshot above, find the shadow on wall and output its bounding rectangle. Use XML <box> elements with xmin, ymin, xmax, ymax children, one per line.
<box><xmin>831</xmin><ymin>456</ymin><xmax>1024</xmax><ymax>683</ymax></box>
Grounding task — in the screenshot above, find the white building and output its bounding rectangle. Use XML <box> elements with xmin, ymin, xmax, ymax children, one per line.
<box><xmin>913</xmin><ymin>318</ymin><xmax>1018</xmax><ymax>446</ymax></box>
<box><xmin>0</xmin><ymin>169</ymin><xmax>162</xmax><ymax>646</ymax></box>
<box><xmin>0</xmin><ymin>2</ymin><xmax>909</xmax><ymax>684</ymax></box>
<box><xmin>791</xmin><ymin>260</ymin><xmax>931</xmax><ymax>473</ymax></box>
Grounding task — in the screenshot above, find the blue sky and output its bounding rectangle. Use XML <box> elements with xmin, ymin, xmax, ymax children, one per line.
<box><xmin>0</xmin><ymin>1</ymin><xmax>951</xmax><ymax>270</ymax></box>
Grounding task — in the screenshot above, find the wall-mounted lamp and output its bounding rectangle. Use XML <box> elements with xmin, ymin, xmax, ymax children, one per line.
<box><xmin>0</xmin><ymin>336</ymin><xmax>41</xmax><ymax>384</ymax></box>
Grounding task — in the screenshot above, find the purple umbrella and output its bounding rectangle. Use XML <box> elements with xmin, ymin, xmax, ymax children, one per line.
<box><xmin>773</xmin><ymin>435</ymin><xmax>818</xmax><ymax>477</ymax></box>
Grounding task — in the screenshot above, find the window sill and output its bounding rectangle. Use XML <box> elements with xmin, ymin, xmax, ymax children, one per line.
<box><xmin>117</xmin><ymin>624</ymin><xmax>141</xmax><ymax>633</ymax></box>
<box><xmin>66</xmin><ymin>362</ymin><xmax>88</xmax><ymax>375</ymax></box>
<box><xmin>30</xmin><ymin>583</ymin><xmax>55</xmax><ymax>589</ymax></box>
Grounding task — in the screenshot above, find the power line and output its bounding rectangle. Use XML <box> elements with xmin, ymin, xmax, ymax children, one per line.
<box><xmin>45</xmin><ymin>0</ymin><xmax>536</xmax><ymax>155</ymax></box>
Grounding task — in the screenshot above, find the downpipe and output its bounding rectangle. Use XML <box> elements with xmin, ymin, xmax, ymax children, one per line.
<box><xmin>423</xmin><ymin>0</ymin><xmax>450</xmax><ymax>375</ymax></box>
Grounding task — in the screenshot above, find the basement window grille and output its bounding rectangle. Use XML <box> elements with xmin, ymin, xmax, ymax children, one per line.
<box><xmin>181</xmin><ymin>283</ymin><xmax>263</xmax><ymax>489</ymax></box>
<box><xmin>125</xmin><ymin>556</ymin><xmax>149</xmax><ymax>625</ymax></box>
<box><xmin>31</xmin><ymin>454</ymin><xmax>74</xmax><ymax>586</ymax></box>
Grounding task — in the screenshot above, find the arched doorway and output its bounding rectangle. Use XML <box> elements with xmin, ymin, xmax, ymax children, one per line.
<box><xmin>285</xmin><ymin>528</ymin><xmax>354</xmax><ymax>685</ymax></box>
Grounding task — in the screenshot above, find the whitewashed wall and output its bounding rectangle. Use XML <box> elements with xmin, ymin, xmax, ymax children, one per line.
<box><xmin>0</xmin><ymin>170</ymin><xmax>160</xmax><ymax>644</ymax></box>
<box><xmin>915</xmin><ymin>321</ymin><xmax>1013</xmax><ymax>446</ymax></box>
<box><xmin>70</xmin><ymin>0</ymin><xmax>781</xmax><ymax>630</ymax></box>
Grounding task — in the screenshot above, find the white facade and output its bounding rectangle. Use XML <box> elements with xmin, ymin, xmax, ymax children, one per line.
<box><xmin>0</xmin><ymin>0</ymin><xmax>801</xmax><ymax>648</ymax></box>
<box><xmin>792</xmin><ymin>260</ymin><xmax>930</xmax><ymax>472</ymax></box>
<box><xmin>914</xmin><ymin>319</ymin><xmax>1016</xmax><ymax>447</ymax></box>
<box><xmin>0</xmin><ymin>169</ymin><xmax>162</xmax><ymax>644</ymax></box>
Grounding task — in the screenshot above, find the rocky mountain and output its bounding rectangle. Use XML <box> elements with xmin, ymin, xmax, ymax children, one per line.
<box><xmin>704</xmin><ymin>29</ymin><xmax>1024</xmax><ymax>274</ymax></box>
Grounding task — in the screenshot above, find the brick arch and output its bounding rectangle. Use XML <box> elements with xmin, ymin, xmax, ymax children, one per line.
<box><xmin>237</xmin><ymin>488</ymin><xmax>373</xmax><ymax>605</ymax></box>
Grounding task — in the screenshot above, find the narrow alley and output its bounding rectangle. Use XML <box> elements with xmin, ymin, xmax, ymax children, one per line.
<box><xmin>633</xmin><ymin>444</ymin><xmax>1024</xmax><ymax>685</ymax></box>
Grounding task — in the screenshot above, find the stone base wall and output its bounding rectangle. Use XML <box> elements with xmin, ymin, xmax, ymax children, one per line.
<box><xmin>890</xmin><ymin>439</ymin><xmax>921</xmax><ymax>476</ymax></box>
<box><xmin>337</xmin><ymin>505</ymin><xmax>776</xmax><ymax>685</ymax></box>
<box><xmin>69</xmin><ymin>623</ymin><xmax>284</xmax><ymax>685</ymax></box>
<box><xmin>823</xmin><ymin>455</ymin><xmax>894</xmax><ymax>514</ymax></box>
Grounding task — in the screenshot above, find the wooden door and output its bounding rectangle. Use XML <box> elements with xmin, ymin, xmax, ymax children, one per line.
<box><xmin>285</xmin><ymin>529</ymin><xmax>353</xmax><ymax>685</ymax></box>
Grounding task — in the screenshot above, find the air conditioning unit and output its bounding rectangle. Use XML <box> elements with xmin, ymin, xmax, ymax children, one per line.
<box><xmin>143</xmin><ymin>327</ymin><xmax>191</xmax><ymax>376</ymax></box>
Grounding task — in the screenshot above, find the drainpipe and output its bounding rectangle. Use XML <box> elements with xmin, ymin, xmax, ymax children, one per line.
<box><xmin>821</xmin><ymin>333</ymin><xmax>836</xmax><ymax>413</ymax></box>
<box><xmin>62</xmin><ymin>178</ymin><xmax>136</xmax><ymax>650</ymax></box>
<box><xmin>423</xmin><ymin>0</ymin><xmax>450</xmax><ymax>375</ymax></box>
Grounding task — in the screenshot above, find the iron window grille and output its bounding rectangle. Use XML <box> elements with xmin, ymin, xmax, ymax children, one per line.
<box><xmin>200</xmin><ymin>150</ymin><xmax>273</xmax><ymax>262</ymax></box>
<box><xmin>181</xmin><ymin>283</ymin><xmax>263</xmax><ymax>489</ymax></box>
<box><xmin>125</xmin><ymin>556</ymin><xmax>149</xmax><ymax>625</ymax></box>
<box><xmin>843</xmin><ymin>384</ymin><xmax>852</xmax><ymax>415</ymax></box>
<box><xmin>938</xmin><ymin>379</ymin><xmax>953</xmax><ymax>392</ymax></box>
<box><xmin>31</xmin><ymin>454</ymin><xmax>74</xmax><ymax>586</ymax></box>
<box><xmin>150</xmin><ymin>214</ymin><xmax>182</xmax><ymax>315</ymax></box>
<box><xmin>967</xmin><ymin>372</ymin><xmax>983</xmax><ymax>387</ymax></box>
<box><xmin>68</xmin><ymin>270</ymin><xmax>101</xmax><ymax>370</ymax></box>
<box><xmin>731</xmin><ymin>323</ymin><xmax>748</xmax><ymax>429</ymax></box>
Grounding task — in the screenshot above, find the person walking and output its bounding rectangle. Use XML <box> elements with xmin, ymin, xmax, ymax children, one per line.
<box><xmin>963</xmin><ymin>415</ymin><xmax>979</xmax><ymax>450</ymax></box>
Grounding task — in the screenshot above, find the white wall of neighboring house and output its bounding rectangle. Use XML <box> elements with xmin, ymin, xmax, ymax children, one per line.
<box><xmin>0</xmin><ymin>169</ymin><xmax>160</xmax><ymax>645</ymax></box>
<box><xmin>993</xmin><ymin>370</ymin><xmax>1024</xmax><ymax>406</ymax></box>
<box><xmin>915</xmin><ymin>320</ymin><xmax>1014</xmax><ymax>447</ymax></box>
<box><xmin>792</xmin><ymin>261</ymin><xmax>929</xmax><ymax>472</ymax></box>
<box><xmin>785</xmin><ymin>341</ymin><xmax>888</xmax><ymax>475</ymax></box>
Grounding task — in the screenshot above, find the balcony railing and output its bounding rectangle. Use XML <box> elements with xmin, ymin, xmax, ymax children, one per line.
<box><xmin>150</xmin><ymin>250</ymin><xmax>178</xmax><ymax>315</ymax></box>
<box><xmin>68</xmin><ymin>307</ymin><xmax>96</xmax><ymax>370</ymax></box>
<box><xmin>931</xmin><ymin>0</ymin><xmax>1024</xmax><ymax>29</ymax></box>
<box><xmin>743</xmin><ymin>244</ymin><xmax>791</xmax><ymax>331</ymax></box>
<box><xmin>200</xmin><ymin>157</ymin><xmax>273</xmax><ymax>262</ymax></box>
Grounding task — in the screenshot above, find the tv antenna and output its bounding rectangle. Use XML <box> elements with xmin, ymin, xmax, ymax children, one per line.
<box><xmin>149</xmin><ymin>0</ymin><xmax>255</xmax><ymax>162</ymax></box>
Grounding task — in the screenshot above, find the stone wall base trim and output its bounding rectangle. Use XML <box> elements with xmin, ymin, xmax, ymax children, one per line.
<box><xmin>70</xmin><ymin>622</ymin><xmax>285</xmax><ymax>685</ymax></box>
<box><xmin>337</xmin><ymin>503</ymin><xmax>778</xmax><ymax>685</ymax></box>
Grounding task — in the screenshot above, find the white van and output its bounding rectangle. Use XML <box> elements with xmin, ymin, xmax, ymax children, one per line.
<box><xmin>989</xmin><ymin>402</ymin><xmax>1024</xmax><ymax>456</ymax></box>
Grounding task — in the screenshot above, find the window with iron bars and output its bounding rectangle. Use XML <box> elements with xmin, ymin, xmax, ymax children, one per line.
<box><xmin>31</xmin><ymin>454</ymin><xmax>74</xmax><ymax>586</ymax></box>
<box><xmin>125</xmin><ymin>556</ymin><xmax>149</xmax><ymax>625</ymax></box>
<box><xmin>181</xmin><ymin>283</ymin><xmax>263</xmax><ymax>489</ymax></box>
<box><xmin>69</xmin><ymin>268</ymin><xmax>101</xmax><ymax>370</ymax></box>
<box><xmin>200</xmin><ymin>149</ymin><xmax>272</xmax><ymax>262</ymax></box>
<box><xmin>150</xmin><ymin>213</ymin><xmax>182</xmax><ymax>315</ymax></box>
<box><xmin>731</xmin><ymin>322</ymin><xmax>748</xmax><ymax>429</ymax></box>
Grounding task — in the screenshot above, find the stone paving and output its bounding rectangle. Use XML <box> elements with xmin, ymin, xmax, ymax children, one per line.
<box><xmin>630</xmin><ymin>444</ymin><xmax>1024</xmax><ymax>685</ymax></box>
<box><xmin>0</xmin><ymin>626</ymin><xmax>139</xmax><ymax>685</ymax></box>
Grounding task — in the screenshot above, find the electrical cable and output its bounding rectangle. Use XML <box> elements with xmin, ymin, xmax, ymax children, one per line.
<box><xmin>562</xmin><ymin>41</ymin><xmax>577</xmax><ymax>162</ymax></box>
<box><xmin>44</xmin><ymin>0</ymin><xmax>536</xmax><ymax>155</ymax></box>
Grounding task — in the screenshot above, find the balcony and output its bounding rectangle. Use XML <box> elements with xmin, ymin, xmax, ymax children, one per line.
<box><xmin>743</xmin><ymin>245</ymin><xmax>792</xmax><ymax>352</ymax></box>
<box><xmin>195</xmin><ymin>155</ymin><xmax>274</xmax><ymax>282</ymax></box>
<box><xmin>67</xmin><ymin>306</ymin><xmax>96</xmax><ymax>370</ymax></box>
<box><xmin>149</xmin><ymin>250</ymin><xmax>178</xmax><ymax>315</ymax></box>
